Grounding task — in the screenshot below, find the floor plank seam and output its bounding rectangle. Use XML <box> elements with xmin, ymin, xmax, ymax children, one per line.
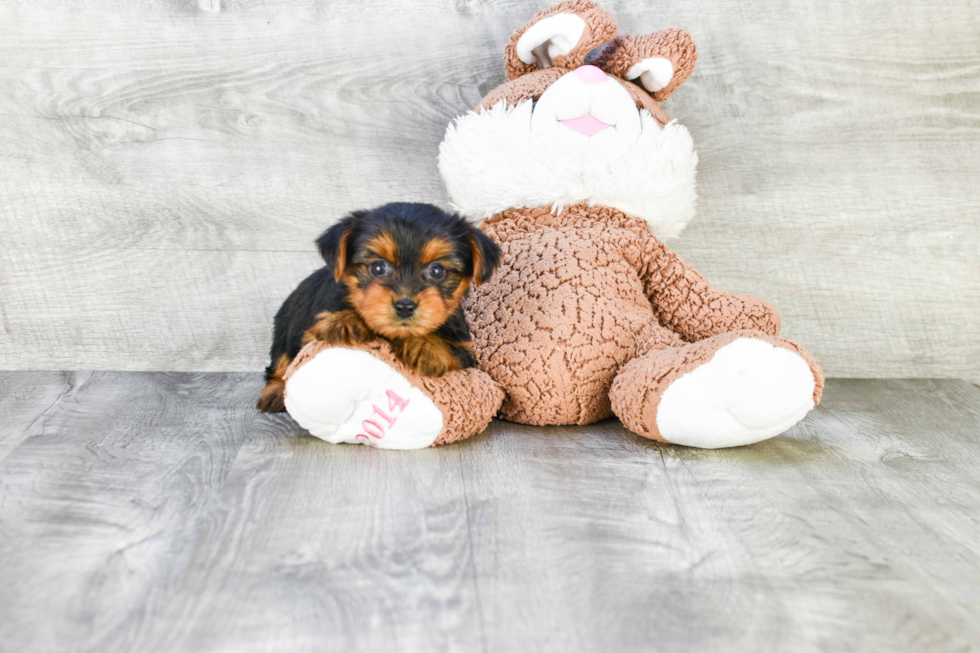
<box><xmin>0</xmin><ymin>371</ymin><xmax>84</xmax><ymax>465</ymax></box>
<box><xmin>219</xmin><ymin>409</ymin><xmax>265</xmax><ymax>486</ymax></box>
<box><xmin>457</xmin><ymin>446</ymin><xmax>489</xmax><ymax>653</ymax></box>
<box><xmin>664</xmin><ymin>443</ymin><xmax>795</xmax><ymax>634</ymax></box>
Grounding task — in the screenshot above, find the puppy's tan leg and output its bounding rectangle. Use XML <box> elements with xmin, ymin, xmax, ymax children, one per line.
<box><xmin>394</xmin><ymin>334</ymin><xmax>460</xmax><ymax>378</ymax></box>
<box><xmin>257</xmin><ymin>354</ymin><xmax>291</xmax><ymax>413</ymax></box>
<box><xmin>304</xmin><ymin>309</ymin><xmax>374</xmax><ymax>346</ymax></box>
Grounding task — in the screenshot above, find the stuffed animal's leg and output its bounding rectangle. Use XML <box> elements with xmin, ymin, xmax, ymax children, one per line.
<box><xmin>610</xmin><ymin>331</ymin><xmax>824</xmax><ymax>448</ymax></box>
<box><xmin>280</xmin><ymin>340</ymin><xmax>504</xmax><ymax>449</ymax></box>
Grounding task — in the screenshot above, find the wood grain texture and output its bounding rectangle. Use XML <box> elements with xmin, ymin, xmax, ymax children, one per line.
<box><xmin>0</xmin><ymin>371</ymin><xmax>72</xmax><ymax>462</ymax></box>
<box><xmin>138</xmin><ymin>413</ymin><xmax>486</xmax><ymax>652</ymax></box>
<box><xmin>0</xmin><ymin>1</ymin><xmax>977</xmax><ymax>378</ymax></box>
<box><xmin>0</xmin><ymin>371</ymin><xmax>262</xmax><ymax>653</ymax></box>
<box><xmin>2</xmin><ymin>374</ymin><xmax>980</xmax><ymax>651</ymax></box>
<box><xmin>461</xmin><ymin>380</ymin><xmax>980</xmax><ymax>651</ymax></box>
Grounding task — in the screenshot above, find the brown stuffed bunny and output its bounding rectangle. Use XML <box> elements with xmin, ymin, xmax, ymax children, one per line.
<box><xmin>439</xmin><ymin>0</ymin><xmax>824</xmax><ymax>447</ymax></box>
<box><xmin>281</xmin><ymin>0</ymin><xmax>823</xmax><ymax>449</ymax></box>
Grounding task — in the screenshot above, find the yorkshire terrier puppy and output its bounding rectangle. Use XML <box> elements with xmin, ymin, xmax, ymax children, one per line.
<box><xmin>257</xmin><ymin>202</ymin><xmax>501</xmax><ymax>413</ymax></box>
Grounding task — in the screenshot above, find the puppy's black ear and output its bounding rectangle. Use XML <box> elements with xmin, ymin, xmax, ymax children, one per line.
<box><xmin>468</xmin><ymin>226</ymin><xmax>501</xmax><ymax>285</ymax></box>
<box><xmin>316</xmin><ymin>210</ymin><xmax>365</xmax><ymax>282</ymax></box>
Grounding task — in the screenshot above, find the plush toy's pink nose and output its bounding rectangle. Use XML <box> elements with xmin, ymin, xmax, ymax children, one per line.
<box><xmin>573</xmin><ymin>65</ymin><xmax>607</xmax><ymax>84</ymax></box>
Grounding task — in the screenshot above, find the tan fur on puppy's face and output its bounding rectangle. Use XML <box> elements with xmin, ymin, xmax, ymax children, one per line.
<box><xmin>420</xmin><ymin>237</ymin><xmax>454</xmax><ymax>265</ymax></box>
<box><xmin>409</xmin><ymin>287</ymin><xmax>455</xmax><ymax>337</ymax></box>
<box><xmin>346</xmin><ymin>276</ymin><xmax>460</xmax><ymax>340</ymax></box>
<box><xmin>345</xmin><ymin>278</ymin><xmax>408</xmax><ymax>338</ymax></box>
<box><xmin>366</xmin><ymin>231</ymin><xmax>399</xmax><ymax>265</ymax></box>
<box><xmin>343</xmin><ymin>232</ymin><xmax>473</xmax><ymax>340</ymax></box>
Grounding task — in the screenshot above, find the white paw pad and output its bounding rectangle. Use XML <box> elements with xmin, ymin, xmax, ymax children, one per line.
<box><xmin>284</xmin><ymin>348</ymin><xmax>443</xmax><ymax>449</ymax></box>
<box><xmin>656</xmin><ymin>338</ymin><xmax>816</xmax><ymax>449</ymax></box>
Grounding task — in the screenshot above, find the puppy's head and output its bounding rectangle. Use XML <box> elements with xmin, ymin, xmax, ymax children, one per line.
<box><xmin>316</xmin><ymin>203</ymin><xmax>501</xmax><ymax>339</ymax></box>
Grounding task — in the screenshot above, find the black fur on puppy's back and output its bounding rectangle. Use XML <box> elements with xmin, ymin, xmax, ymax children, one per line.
<box><xmin>265</xmin><ymin>266</ymin><xmax>348</xmax><ymax>380</ymax></box>
<box><xmin>257</xmin><ymin>266</ymin><xmax>349</xmax><ymax>413</ymax></box>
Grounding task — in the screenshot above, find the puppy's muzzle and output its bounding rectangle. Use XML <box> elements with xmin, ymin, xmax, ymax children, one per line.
<box><xmin>393</xmin><ymin>299</ymin><xmax>418</xmax><ymax>319</ymax></box>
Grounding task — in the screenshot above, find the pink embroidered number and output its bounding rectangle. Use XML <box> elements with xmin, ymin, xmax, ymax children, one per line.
<box><xmin>355</xmin><ymin>390</ymin><xmax>411</xmax><ymax>446</ymax></box>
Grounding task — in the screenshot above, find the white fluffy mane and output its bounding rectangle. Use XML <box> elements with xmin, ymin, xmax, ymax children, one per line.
<box><xmin>438</xmin><ymin>100</ymin><xmax>698</xmax><ymax>240</ymax></box>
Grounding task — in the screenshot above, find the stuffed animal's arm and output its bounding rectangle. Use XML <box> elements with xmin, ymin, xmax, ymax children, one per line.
<box><xmin>633</xmin><ymin>231</ymin><xmax>781</xmax><ymax>341</ymax></box>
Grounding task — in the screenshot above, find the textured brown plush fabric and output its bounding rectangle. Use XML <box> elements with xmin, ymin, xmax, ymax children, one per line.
<box><xmin>283</xmin><ymin>340</ymin><xmax>504</xmax><ymax>446</ymax></box>
<box><xmin>593</xmin><ymin>30</ymin><xmax>698</xmax><ymax>102</ymax></box>
<box><xmin>610</xmin><ymin>330</ymin><xmax>825</xmax><ymax>442</ymax></box>
<box><xmin>503</xmin><ymin>0</ymin><xmax>619</xmax><ymax>80</ymax></box>
<box><xmin>482</xmin><ymin>7</ymin><xmax>694</xmax><ymax>123</ymax></box>
<box><xmin>478</xmin><ymin>68</ymin><xmax>567</xmax><ymax>111</ymax></box>
<box><xmin>463</xmin><ymin>204</ymin><xmax>819</xmax><ymax>427</ymax></box>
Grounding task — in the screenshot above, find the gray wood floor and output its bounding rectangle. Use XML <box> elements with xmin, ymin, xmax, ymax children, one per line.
<box><xmin>1</xmin><ymin>373</ymin><xmax>979</xmax><ymax>652</ymax></box>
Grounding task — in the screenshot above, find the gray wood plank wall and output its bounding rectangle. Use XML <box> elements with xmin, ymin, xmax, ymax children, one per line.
<box><xmin>1</xmin><ymin>0</ymin><xmax>978</xmax><ymax>377</ymax></box>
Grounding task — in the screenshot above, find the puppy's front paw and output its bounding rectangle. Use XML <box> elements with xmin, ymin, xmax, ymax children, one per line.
<box><xmin>305</xmin><ymin>310</ymin><xmax>374</xmax><ymax>346</ymax></box>
<box><xmin>396</xmin><ymin>335</ymin><xmax>458</xmax><ymax>377</ymax></box>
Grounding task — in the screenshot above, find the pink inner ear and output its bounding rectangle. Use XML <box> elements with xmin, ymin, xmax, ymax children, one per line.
<box><xmin>560</xmin><ymin>115</ymin><xmax>612</xmax><ymax>136</ymax></box>
<box><xmin>572</xmin><ymin>65</ymin><xmax>608</xmax><ymax>84</ymax></box>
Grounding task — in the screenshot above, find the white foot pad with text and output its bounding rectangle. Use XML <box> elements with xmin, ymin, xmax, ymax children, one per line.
<box><xmin>284</xmin><ymin>348</ymin><xmax>443</xmax><ymax>449</ymax></box>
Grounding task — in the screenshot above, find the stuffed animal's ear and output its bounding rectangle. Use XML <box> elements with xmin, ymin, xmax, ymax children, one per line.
<box><xmin>593</xmin><ymin>29</ymin><xmax>698</xmax><ymax>101</ymax></box>
<box><xmin>504</xmin><ymin>0</ymin><xmax>618</xmax><ymax>80</ymax></box>
<box><xmin>468</xmin><ymin>228</ymin><xmax>501</xmax><ymax>286</ymax></box>
<box><xmin>316</xmin><ymin>210</ymin><xmax>365</xmax><ymax>282</ymax></box>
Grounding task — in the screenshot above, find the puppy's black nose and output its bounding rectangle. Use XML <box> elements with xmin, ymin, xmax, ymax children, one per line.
<box><xmin>393</xmin><ymin>299</ymin><xmax>417</xmax><ymax>318</ymax></box>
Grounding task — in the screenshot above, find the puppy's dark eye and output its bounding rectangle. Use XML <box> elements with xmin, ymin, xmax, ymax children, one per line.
<box><xmin>425</xmin><ymin>263</ymin><xmax>446</xmax><ymax>281</ymax></box>
<box><xmin>370</xmin><ymin>260</ymin><xmax>392</xmax><ymax>278</ymax></box>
